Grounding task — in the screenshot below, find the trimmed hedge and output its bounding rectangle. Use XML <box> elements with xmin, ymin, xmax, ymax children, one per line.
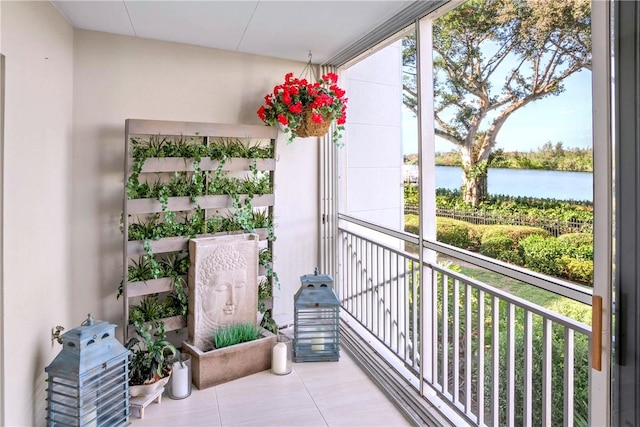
<box><xmin>518</xmin><ymin>234</ymin><xmax>593</xmax><ymax>284</ymax></box>
<box><xmin>436</xmin><ymin>217</ymin><xmax>481</xmax><ymax>250</ymax></box>
<box><xmin>480</xmin><ymin>224</ymin><xmax>550</xmax><ymax>243</ymax></box>
<box><xmin>479</xmin><ymin>225</ymin><xmax>549</xmax><ymax>264</ymax></box>
<box><xmin>480</xmin><ymin>236</ymin><xmax>522</xmax><ymax>264</ymax></box>
<box><xmin>518</xmin><ymin>235</ymin><xmax>569</xmax><ymax>276</ymax></box>
<box><xmin>405</xmin><ymin>216</ymin><xmax>483</xmax><ymax>250</ymax></box>
<box><xmin>558</xmin><ymin>233</ymin><xmax>594</xmax><ymax>260</ymax></box>
<box><xmin>559</xmin><ymin>256</ymin><xmax>594</xmax><ymax>283</ymax></box>
<box><xmin>404</xmin><ymin>214</ymin><xmax>593</xmax><ymax>285</ymax></box>
<box><xmin>405</xmin><ymin>214</ymin><xmax>419</xmax><ymax>235</ymax></box>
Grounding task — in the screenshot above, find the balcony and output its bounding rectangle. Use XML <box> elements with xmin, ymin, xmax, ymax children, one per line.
<box><xmin>335</xmin><ymin>215</ymin><xmax>592</xmax><ymax>426</ymax></box>
<box><xmin>131</xmin><ymin>213</ymin><xmax>591</xmax><ymax>427</ymax></box>
<box><xmin>130</xmin><ymin>351</ymin><xmax>416</xmax><ymax>427</ymax></box>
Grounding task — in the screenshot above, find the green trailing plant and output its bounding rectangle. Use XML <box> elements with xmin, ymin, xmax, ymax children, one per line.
<box><xmin>252</xmin><ymin>209</ymin><xmax>272</xmax><ymax>229</ymax></box>
<box><xmin>142</xmin><ymin>240</ymin><xmax>164</xmax><ymax>277</ymax></box>
<box><xmin>205</xmin><ymin>215</ymin><xmax>223</xmax><ymax>234</ymax></box>
<box><xmin>129</xmin><ymin>292</ymin><xmax>187</xmax><ymax>325</ymax></box>
<box><xmin>211</xmin><ymin>323</ymin><xmax>262</xmax><ymax>350</ymax></box>
<box><xmin>161</xmin><ymin>252</ymin><xmax>190</xmax><ymax>316</ymax></box>
<box><xmin>191</xmin><ymin>160</ymin><xmax>206</xmax><ymax>202</ymax></box>
<box><xmin>129</xmin><ymin>294</ymin><xmax>166</xmax><ymax>326</ymax></box>
<box><xmin>258</xmin><ymin>278</ymin><xmax>272</xmax><ymax>300</ymax></box>
<box><xmin>258</xmin><ymin>247</ymin><xmax>272</xmax><ymax>267</ymax></box>
<box><xmin>232</xmin><ymin>194</ymin><xmax>256</xmax><ymax>233</ymax></box>
<box><xmin>260</xmin><ymin>309</ymin><xmax>278</xmax><ymax>334</ymax></box>
<box><xmin>128</xmin><ymin>215</ymin><xmax>160</xmax><ymax>241</ymax></box>
<box><xmin>244</xmin><ymin>139</ymin><xmax>274</xmax><ymax>159</ymax></box>
<box><xmin>127</xmin><ymin>255</ymin><xmax>158</xmax><ymax>282</ymax></box>
<box><xmin>258</xmin><ymin>245</ymin><xmax>280</xmax><ymax>291</ymax></box>
<box><xmin>207</xmin><ymin>156</ymin><xmax>228</xmax><ymax>195</ymax></box>
<box><xmin>127</xmin><ymin>250</ymin><xmax>190</xmax><ymax>321</ymax></box>
<box><xmin>126</xmin><ymin>321</ymin><xmax>177</xmax><ymax>386</ymax></box>
<box><xmin>123</xmin><ymin>133</ymin><xmax>279</xmax><ymax>341</ymax></box>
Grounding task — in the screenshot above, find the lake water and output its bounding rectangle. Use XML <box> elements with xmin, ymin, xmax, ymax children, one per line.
<box><xmin>434</xmin><ymin>166</ymin><xmax>593</xmax><ymax>201</ymax></box>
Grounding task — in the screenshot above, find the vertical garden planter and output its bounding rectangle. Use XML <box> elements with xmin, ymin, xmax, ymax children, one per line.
<box><xmin>122</xmin><ymin>119</ymin><xmax>278</xmax><ymax>341</ymax></box>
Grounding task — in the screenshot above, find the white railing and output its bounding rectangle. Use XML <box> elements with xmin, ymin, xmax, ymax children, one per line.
<box><xmin>338</xmin><ymin>215</ymin><xmax>592</xmax><ymax>427</ymax></box>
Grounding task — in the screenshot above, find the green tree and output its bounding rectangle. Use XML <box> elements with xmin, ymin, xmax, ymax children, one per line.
<box><xmin>403</xmin><ymin>0</ymin><xmax>591</xmax><ymax>206</ymax></box>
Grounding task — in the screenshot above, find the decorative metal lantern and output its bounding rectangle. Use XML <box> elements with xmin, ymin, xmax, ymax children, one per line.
<box><xmin>294</xmin><ymin>269</ymin><xmax>340</xmax><ymax>362</ymax></box>
<box><xmin>45</xmin><ymin>314</ymin><xmax>130</xmax><ymax>427</ymax></box>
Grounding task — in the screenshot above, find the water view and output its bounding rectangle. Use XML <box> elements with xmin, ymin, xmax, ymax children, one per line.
<box><xmin>433</xmin><ymin>165</ymin><xmax>593</xmax><ymax>201</ymax></box>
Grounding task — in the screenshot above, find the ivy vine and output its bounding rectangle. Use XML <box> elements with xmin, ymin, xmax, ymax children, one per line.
<box><xmin>123</xmin><ymin>135</ymin><xmax>278</xmax><ymax>334</ymax></box>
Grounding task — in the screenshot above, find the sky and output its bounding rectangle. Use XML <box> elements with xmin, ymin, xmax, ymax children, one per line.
<box><xmin>402</xmin><ymin>62</ymin><xmax>593</xmax><ymax>155</ymax></box>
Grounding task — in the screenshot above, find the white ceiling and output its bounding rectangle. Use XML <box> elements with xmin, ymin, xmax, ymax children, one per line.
<box><xmin>51</xmin><ymin>1</ymin><xmax>416</xmax><ymax>64</ymax></box>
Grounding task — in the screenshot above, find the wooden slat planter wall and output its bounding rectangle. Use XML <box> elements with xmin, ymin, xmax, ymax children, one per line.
<box><xmin>123</xmin><ymin>119</ymin><xmax>277</xmax><ymax>341</ymax></box>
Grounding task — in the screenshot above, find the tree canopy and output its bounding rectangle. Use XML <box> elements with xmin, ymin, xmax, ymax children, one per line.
<box><xmin>403</xmin><ymin>0</ymin><xmax>591</xmax><ymax>205</ymax></box>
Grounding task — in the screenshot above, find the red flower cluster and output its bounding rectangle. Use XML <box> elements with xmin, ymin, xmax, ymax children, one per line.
<box><xmin>257</xmin><ymin>72</ymin><xmax>348</xmax><ymax>145</ymax></box>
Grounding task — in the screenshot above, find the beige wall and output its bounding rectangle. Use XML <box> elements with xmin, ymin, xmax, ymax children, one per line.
<box><xmin>1</xmin><ymin>1</ymin><xmax>74</xmax><ymax>425</ymax></box>
<box><xmin>0</xmin><ymin>8</ymin><xmax>320</xmax><ymax>426</ymax></box>
<box><xmin>72</xmin><ymin>30</ymin><xmax>319</xmax><ymax>333</ymax></box>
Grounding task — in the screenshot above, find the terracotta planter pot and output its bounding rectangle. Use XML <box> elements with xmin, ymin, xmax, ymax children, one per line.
<box><xmin>182</xmin><ymin>328</ymin><xmax>276</xmax><ymax>390</ymax></box>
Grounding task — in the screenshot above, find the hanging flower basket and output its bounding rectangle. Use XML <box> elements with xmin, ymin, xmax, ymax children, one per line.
<box><xmin>295</xmin><ymin>107</ymin><xmax>333</xmax><ymax>138</ymax></box>
<box><xmin>257</xmin><ymin>72</ymin><xmax>347</xmax><ymax>146</ymax></box>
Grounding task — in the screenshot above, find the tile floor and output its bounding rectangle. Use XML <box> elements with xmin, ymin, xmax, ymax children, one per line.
<box><xmin>130</xmin><ymin>351</ymin><xmax>413</xmax><ymax>427</ymax></box>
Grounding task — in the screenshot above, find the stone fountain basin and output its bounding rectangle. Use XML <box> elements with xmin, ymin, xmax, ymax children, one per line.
<box><xmin>182</xmin><ymin>328</ymin><xmax>276</xmax><ymax>390</ymax></box>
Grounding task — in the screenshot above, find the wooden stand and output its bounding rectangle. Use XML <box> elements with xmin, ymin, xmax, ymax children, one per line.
<box><xmin>129</xmin><ymin>387</ymin><xmax>164</xmax><ymax>419</ymax></box>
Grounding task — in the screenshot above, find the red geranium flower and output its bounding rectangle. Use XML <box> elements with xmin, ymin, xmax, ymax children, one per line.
<box><xmin>288</xmin><ymin>102</ymin><xmax>303</xmax><ymax>114</ymax></box>
<box><xmin>257</xmin><ymin>106</ymin><xmax>266</xmax><ymax>121</ymax></box>
<box><xmin>322</xmin><ymin>73</ymin><xmax>339</xmax><ymax>84</ymax></box>
<box><xmin>277</xmin><ymin>114</ymin><xmax>288</xmax><ymax>126</ymax></box>
<box><xmin>282</xmin><ymin>92</ymin><xmax>292</xmax><ymax>106</ymax></box>
<box><xmin>330</xmin><ymin>85</ymin><xmax>345</xmax><ymax>98</ymax></box>
<box><xmin>257</xmin><ymin>71</ymin><xmax>348</xmax><ymax>146</ymax></box>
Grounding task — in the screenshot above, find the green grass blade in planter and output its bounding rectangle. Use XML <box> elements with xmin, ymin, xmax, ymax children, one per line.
<box><xmin>212</xmin><ymin>323</ymin><xmax>261</xmax><ymax>349</ymax></box>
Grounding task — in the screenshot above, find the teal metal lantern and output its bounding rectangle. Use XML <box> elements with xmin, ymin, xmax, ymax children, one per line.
<box><xmin>294</xmin><ymin>269</ymin><xmax>340</xmax><ymax>362</ymax></box>
<box><xmin>45</xmin><ymin>314</ymin><xmax>130</xmax><ymax>426</ymax></box>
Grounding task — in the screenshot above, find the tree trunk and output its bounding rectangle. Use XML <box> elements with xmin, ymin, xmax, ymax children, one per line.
<box><xmin>461</xmin><ymin>159</ymin><xmax>488</xmax><ymax>207</ymax></box>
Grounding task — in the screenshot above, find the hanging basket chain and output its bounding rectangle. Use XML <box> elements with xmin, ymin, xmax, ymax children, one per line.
<box><xmin>299</xmin><ymin>51</ymin><xmax>319</xmax><ymax>83</ymax></box>
<box><xmin>295</xmin><ymin>51</ymin><xmax>332</xmax><ymax>137</ymax></box>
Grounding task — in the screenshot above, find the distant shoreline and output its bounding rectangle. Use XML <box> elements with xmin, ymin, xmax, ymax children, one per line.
<box><xmin>404</xmin><ymin>145</ymin><xmax>594</xmax><ymax>173</ymax></box>
<box><xmin>428</xmin><ymin>164</ymin><xmax>594</xmax><ymax>173</ymax></box>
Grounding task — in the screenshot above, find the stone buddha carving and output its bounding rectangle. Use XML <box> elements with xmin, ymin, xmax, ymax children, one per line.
<box><xmin>196</xmin><ymin>244</ymin><xmax>250</xmax><ymax>349</ymax></box>
<box><xmin>188</xmin><ymin>235</ymin><xmax>259</xmax><ymax>351</ymax></box>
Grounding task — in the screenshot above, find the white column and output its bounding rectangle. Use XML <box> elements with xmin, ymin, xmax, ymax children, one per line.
<box><xmin>590</xmin><ymin>1</ymin><xmax>612</xmax><ymax>426</ymax></box>
<box><xmin>418</xmin><ymin>16</ymin><xmax>437</xmax><ymax>385</ymax></box>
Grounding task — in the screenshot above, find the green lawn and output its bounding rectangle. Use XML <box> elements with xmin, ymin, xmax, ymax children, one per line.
<box><xmin>440</xmin><ymin>257</ymin><xmax>592</xmax><ymax>325</ymax></box>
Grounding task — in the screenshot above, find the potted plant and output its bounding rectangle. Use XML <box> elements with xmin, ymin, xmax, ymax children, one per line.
<box><xmin>257</xmin><ymin>72</ymin><xmax>348</xmax><ymax>145</ymax></box>
<box><xmin>126</xmin><ymin>322</ymin><xmax>177</xmax><ymax>397</ymax></box>
<box><xmin>182</xmin><ymin>322</ymin><xmax>276</xmax><ymax>389</ymax></box>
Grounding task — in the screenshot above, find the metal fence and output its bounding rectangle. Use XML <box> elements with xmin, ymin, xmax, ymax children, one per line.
<box><xmin>338</xmin><ymin>215</ymin><xmax>592</xmax><ymax>426</ymax></box>
<box><xmin>404</xmin><ymin>205</ymin><xmax>592</xmax><ymax>237</ymax></box>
